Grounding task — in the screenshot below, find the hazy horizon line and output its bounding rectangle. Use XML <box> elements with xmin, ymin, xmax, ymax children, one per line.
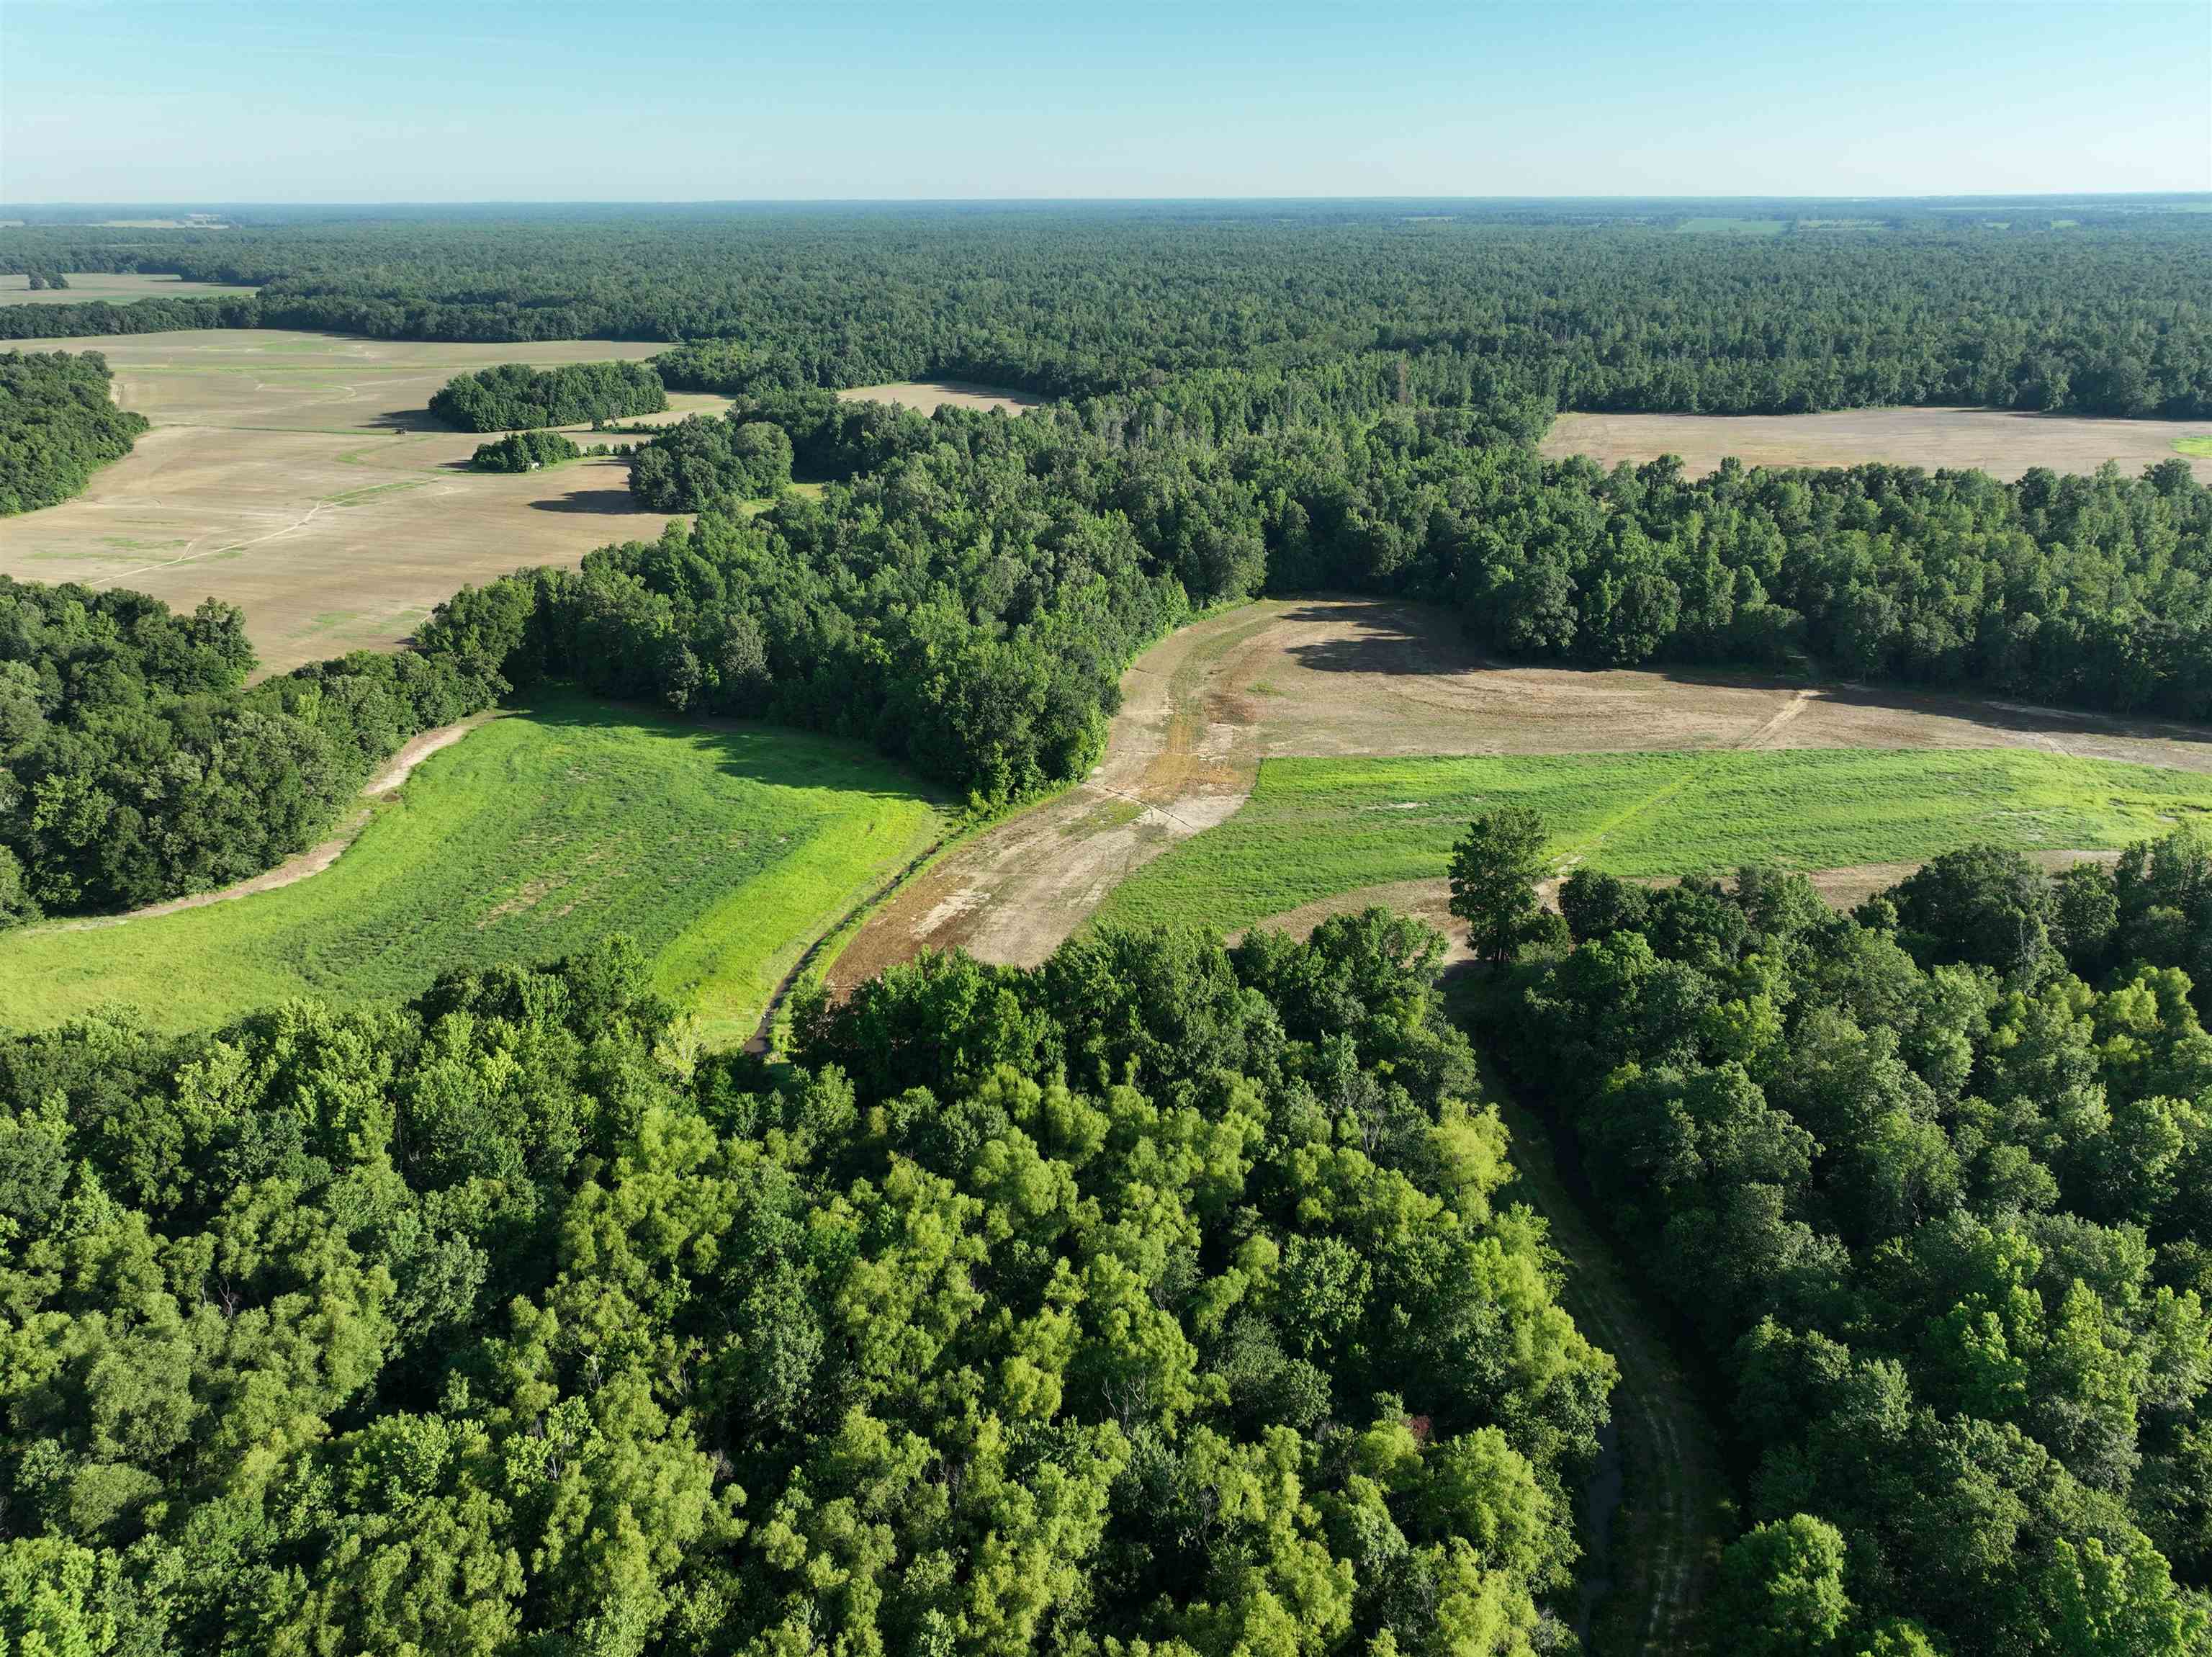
<box><xmin>7</xmin><ymin>190</ymin><xmax>2211</xmax><ymax>211</ymax></box>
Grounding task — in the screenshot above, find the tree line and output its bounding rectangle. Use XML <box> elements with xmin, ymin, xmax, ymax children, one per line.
<box><xmin>0</xmin><ymin>578</ymin><xmax>504</xmax><ymax>924</ymax></box>
<box><xmin>4</xmin><ymin>205</ymin><xmax>2209</xmax><ymax>416</ymax></box>
<box><xmin>437</xmin><ymin>383</ymin><xmax>2212</xmax><ymax>819</ymax></box>
<box><xmin>9</xmin><ymin>344</ymin><xmax>2211</xmax><ymax>917</ymax></box>
<box><xmin>427</xmin><ymin>360</ymin><xmax>665</xmax><ymax>431</ymax></box>
<box><xmin>0</xmin><ymin>351</ymin><xmax>149</xmax><ymax>516</ymax></box>
<box><xmin>1456</xmin><ymin>822</ymin><xmax>2212</xmax><ymax>1656</ymax></box>
<box><xmin>0</xmin><ymin>910</ymin><xmax>1612</xmax><ymax>1656</ymax></box>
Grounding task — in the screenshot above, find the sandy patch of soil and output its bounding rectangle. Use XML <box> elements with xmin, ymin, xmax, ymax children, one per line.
<box><xmin>0</xmin><ymin>329</ymin><xmax>708</xmax><ymax>675</ymax></box>
<box><xmin>827</xmin><ymin>606</ymin><xmax>1274</xmax><ymax>986</ymax></box>
<box><xmin>1542</xmin><ymin>407</ymin><xmax>2211</xmax><ymax>482</ymax></box>
<box><xmin>836</xmin><ymin>380</ymin><xmax>1042</xmax><ymax>416</ymax></box>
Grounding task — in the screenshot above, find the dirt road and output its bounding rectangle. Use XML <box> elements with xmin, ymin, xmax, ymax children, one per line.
<box><xmin>828</xmin><ymin>604</ymin><xmax>1287</xmax><ymax>986</ymax></box>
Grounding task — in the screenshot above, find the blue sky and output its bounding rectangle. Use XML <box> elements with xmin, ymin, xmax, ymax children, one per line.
<box><xmin>3</xmin><ymin>0</ymin><xmax>2206</xmax><ymax>202</ymax></box>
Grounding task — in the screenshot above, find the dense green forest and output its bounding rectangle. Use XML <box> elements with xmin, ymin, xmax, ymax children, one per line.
<box><xmin>427</xmin><ymin>360</ymin><xmax>665</xmax><ymax>431</ymax></box>
<box><xmin>0</xmin><ymin>578</ymin><xmax>501</xmax><ymax>922</ymax></box>
<box><xmin>4</xmin><ymin>204</ymin><xmax>2210</xmax><ymax>416</ymax></box>
<box><xmin>0</xmin><ymin>351</ymin><xmax>148</xmax><ymax>515</ymax></box>
<box><xmin>1464</xmin><ymin>835</ymin><xmax>2212</xmax><ymax>1655</ymax></box>
<box><xmin>467</xmin><ymin>428</ymin><xmax>580</xmax><ymax>472</ymax></box>
<box><xmin>628</xmin><ymin>413</ymin><xmax>793</xmax><ymax>510</ymax></box>
<box><xmin>0</xmin><ymin>912</ymin><xmax>1614</xmax><ymax>1656</ymax></box>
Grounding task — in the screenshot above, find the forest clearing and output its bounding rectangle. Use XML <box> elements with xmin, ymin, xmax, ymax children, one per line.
<box><xmin>1544</xmin><ymin>405</ymin><xmax>2212</xmax><ymax>480</ymax></box>
<box><xmin>836</xmin><ymin>378</ymin><xmax>1041</xmax><ymax>413</ymax></box>
<box><xmin>0</xmin><ymin>328</ymin><xmax>717</xmax><ymax>672</ymax></box>
<box><xmin>830</xmin><ymin>596</ymin><xmax>2212</xmax><ymax>984</ymax></box>
<box><xmin>0</xmin><ymin>696</ymin><xmax>943</xmax><ymax>1038</ymax></box>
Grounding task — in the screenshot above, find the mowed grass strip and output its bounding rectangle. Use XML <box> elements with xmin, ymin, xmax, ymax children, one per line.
<box><xmin>1096</xmin><ymin>748</ymin><xmax>2212</xmax><ymax>935</ymax></box>
<box><xmin>0</xmin><ymin>697</ymin><xmax>944</xmax><ymax>1041</ymax></box>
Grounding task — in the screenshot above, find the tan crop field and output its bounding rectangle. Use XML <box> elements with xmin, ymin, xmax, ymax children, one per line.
<box><xmin>0</xmin><ymin>328</ymin><xmax>729</xmax><ymax>675</ymax></box>
<box><xmin>0</xmin><ymin>271</ymin><xmax>259</xmax><ymax>305</ymax></box>
<box><xmin>837</xmin><ymin>380</ymin><xmax>1041</xmax><ymax>415</ymax></box>
<box><xmin>1542</xmin><ymin>407</ymin><xmax>2212</xmax><ymax>482</ymax></box>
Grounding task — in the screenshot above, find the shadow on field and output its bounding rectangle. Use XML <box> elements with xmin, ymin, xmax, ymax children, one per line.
<box><xmin>1272</xmin><ymin>595</ymin><xmax>2212</xmax><ymax>759</ymax></box>
<box><xmin>366</xmin><ymin>407</ymin><xmax>447</xmax><ymax>434</ymax></box>
<box><xmin>1274</xmin><ymin>600</ymin><xmax>1448</xmax><ymax>674</ymax></box>
<box><xmin>520</xmin><ymin>694</ymin><xmax>946</xmax><ymax>808</ymax></box>
<box><xmin>528</xmin><ymin>488</ymin><xmax>639</xmax><ymax>515</ymax></box>
<box><xmin>1798</xmin><ymin>678</ymin><xmax>2212</xmax><ymax>751</ymax></box>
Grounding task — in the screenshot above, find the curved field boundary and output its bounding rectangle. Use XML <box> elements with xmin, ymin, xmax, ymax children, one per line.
<box><xmin>0</xmin><ymin>701</ymin><xmax>945</xmax><ymax>1038</ymax></box>
<box><xmin>35</xmin><ymin>711</ymin><xmax>500</xmax><ymax>933</ymax></box>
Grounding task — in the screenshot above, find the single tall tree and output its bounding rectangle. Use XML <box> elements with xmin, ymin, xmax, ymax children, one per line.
<box><xmin>1448</xmin><ymin>806</ymin><xmax>1548</xmax><ymax>964</ymax></box>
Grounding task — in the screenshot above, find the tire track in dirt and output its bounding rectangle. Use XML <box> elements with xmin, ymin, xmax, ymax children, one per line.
<box><xmin>826</xmin><ymin>603</ymin><xmax>1289</xmax><ymax>989</ymax></box>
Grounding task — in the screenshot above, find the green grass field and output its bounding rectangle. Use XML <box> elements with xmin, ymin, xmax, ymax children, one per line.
<box><xmin>0</xmin><ymin>698</ymin><xmax>944</xmax><ymax>1041</ymax></box>
<box><xmin>2175</xmin><ymin>436</ymin><xmax>2212</xmax><ymax>458</ymax></box>
<box><xmin>1096</xmin><ymin>748</ymin><xmax>2212</xmax><ymax>935</ymax></box>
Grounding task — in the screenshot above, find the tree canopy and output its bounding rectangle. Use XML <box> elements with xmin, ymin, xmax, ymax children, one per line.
<box><xmin>0</xmin><ymin>351</ymin><xmax>149</xmax><ymax>516</ymax></box>
<box><xmin>1483</xmin><ymin>837</ymin><xmax>2212</xmax><ymax>1655</ymax></box>
<box><xmin>427</xmin><ymin>360</ymin><xmax>665</xmax><ymax>432</ymax></box>
<box><xmin>0</xmin><ymin>911</ymin><xmax>1614</xmax><ymax>1656</ymax></box>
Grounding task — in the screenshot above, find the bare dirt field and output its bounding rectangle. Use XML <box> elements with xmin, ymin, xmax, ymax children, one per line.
<box><xmin>837</xmin><ymin>380</ymin><xmax>1042</xmax><ymax>416</ymax></box>
<box><xmin>1542</xmin><ymin>407</ymin><xmax>2212</xmax><ymax>482</ymax></box>
<box><xmin>830</xmin><ymin>596</ymin><xmax>2211</xmax><ymax>987</ymax></box>
<box><xmin>0</xmin><ymin>271</ymin><xmax>258</xmax><ymax>305</ymax></box>
<box><xmin>0</xmin><ymin>328</ymin><xmax>726</xmax><ymax>675</ymax></box>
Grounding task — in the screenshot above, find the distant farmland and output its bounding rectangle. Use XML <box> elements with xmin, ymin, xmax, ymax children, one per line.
<box><xmin>0</xmin><ymin>699</ymin><xmax>944</xmax><ymax>1041</ymax></box>
<box><xmin>837</xmin><ymin>380</ymin><xmax>1042</xmax><ymax>415</ymax></box>
<box><xmin>0</xmin><ymin>328</ymin><xmax>726</xmax><ymax>674</ymax></box>
<box><xmin>1543</xmin><ymin>406</ymin><xmax>2212</xmax><ymax>482</ymax></box>
<box><xmin>1095</xmin><ymin>747</ymin><xmax>2212</xmax><ymax>936</ymax></box>
<box><xmin>0</xmin><ymin>271</ymin><xmax>258</xmax><ymax>305</ymax></box>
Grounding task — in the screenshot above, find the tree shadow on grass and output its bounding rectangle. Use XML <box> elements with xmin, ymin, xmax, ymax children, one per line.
<box><xmin>516</xmin><ymin>693</ymin><xmax>950</xmax><ymax>809</ymax></box>
<box><xmin>1267</xmin><ymin>593</ymin><xmax>2212</xmax><ymax>758</ymax></box>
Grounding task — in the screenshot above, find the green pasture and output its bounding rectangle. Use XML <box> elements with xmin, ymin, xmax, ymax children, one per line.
<box><xmin>0</xmin><ymin>697</ymin><xmax>944</xmax><ymax>1042</ymax></box>
<box><xmin>2174</xmin><ymin>436</ymin><xmax>2212</xmax><ymax>458</ymax></box>
<box><xmin>1096</xmin><ymin>747</ymin><xmax>2212</xmax><ymax>935</ymax></box>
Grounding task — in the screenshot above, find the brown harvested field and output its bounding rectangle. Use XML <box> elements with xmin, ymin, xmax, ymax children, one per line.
<box><xmin>1542</xmin><ymin>407</ymin><xmax>2212</xmax><ymax>482</ymax></box>
<box><xmin>837</xmin><ymin>380</ymin><xmax>1042</xmax><ymax>416</ymax></box>
<box><xmin>829</xmin><ymin>596</ymin><xmax>2212</xmax><ymax>987</ymax></box>
<box><xmin>0</xmin><ymin>271</ymin><xmax>258</xmax><ymax>305</ymax></box>
<box><xmin>0</xmin><ymin>328</ymin><xmax>727</xmax><ymax>675</ymax></box>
